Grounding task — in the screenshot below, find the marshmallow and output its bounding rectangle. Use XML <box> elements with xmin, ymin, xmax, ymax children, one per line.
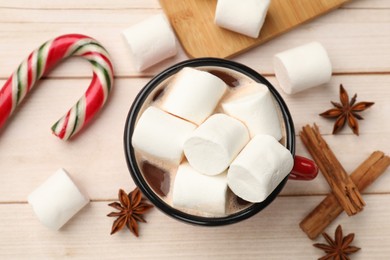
<box><xmin>132</xmin><ymin>106</ymin><xmax>196</xmax><ymax>166</ymax></box>
<box><xmin>27</xmin><ymin>169</ymin><xmax>89</xmax><ymax>230</ymax></box>
<box><xmin>161</xmin><ymin>67</ymin><xmax>227</xmax><ymax>125</ymax></box>
<box><xmin>215</xmin><ymin>0</ymin><xmax>270</xmax><ymax>38</ymax></box>
<box><xmin>228</xmin><ymin>135</ymin><xmax>294</xmax><ymax>203</ymax></box>
<box><xmin>172</xmin><ymin>162</ymin><xmax>228</xmax><ymax>216</ymax></box>
<box><xmin>122</xmin><ymin>14</ymin><xmax>178</xmax><ymax>71</ymax></box>
<box><xmin>273</xmin><ymin>42</ymin><xmax>332</xmax><ymax>95</ymax></box>
<box><xmin>222</xmin><ymin>82</ymin><xmax>282</xmax><ymax>140</ymax></box>
<box><xmin>184</xmin><ymin>114</ymin><xmax>249</xmax><ymax>175</ymax></box>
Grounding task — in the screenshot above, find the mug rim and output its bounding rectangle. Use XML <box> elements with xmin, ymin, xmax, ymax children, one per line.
<box><xmin>124</xmin><ymin>57</ymin><xmax>295</xmax><ymax>226</ymax></box>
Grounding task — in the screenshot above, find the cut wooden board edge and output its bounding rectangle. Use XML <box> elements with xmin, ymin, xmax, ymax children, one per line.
<box><xmin>160</xmin><ymin>0</ymin><xmax>351</xmax><ymax>59</ymax></box>
<box><xmin>228</xmin><ymin>0</ymin><xmax>352</xmax><ymax>59</ymax></box>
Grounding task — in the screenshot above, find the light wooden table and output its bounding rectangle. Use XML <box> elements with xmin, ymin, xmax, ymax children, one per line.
<box><xmin>0</xmin><ymin>0</ymin><xmax>389</xmax><ymax>259</ymax></box>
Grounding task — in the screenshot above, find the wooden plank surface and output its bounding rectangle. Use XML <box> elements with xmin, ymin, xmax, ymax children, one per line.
<box><xmin>0</xmin><ymin>3</ymin><xmax>390</xmax><ymax>77</ymax></box>
<box><xmin>160</xmin><ymin>0</ymin><xmax>350</xmax><ymax>58</ymax></box>
<box><xmin>1</xmin><ymin>196</ymin><xmax>390</xmax><ymax>259</ymax></box>
<box><xmin>0</xmin><ymin>0</ymin><xmax>389</xmax><ymax>259</ymax></box>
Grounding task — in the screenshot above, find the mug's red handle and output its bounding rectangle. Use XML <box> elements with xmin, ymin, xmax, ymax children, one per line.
<box><xmin>289</xmin><ymin>155</ymin><xmax>318</xmax><ymax>180</ymax></box>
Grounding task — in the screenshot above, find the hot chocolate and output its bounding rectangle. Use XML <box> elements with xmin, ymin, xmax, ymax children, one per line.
<box><xmin>131</xmin><ymin>66</ymin><xmax>287</xmax><ymax>218</ymax></box>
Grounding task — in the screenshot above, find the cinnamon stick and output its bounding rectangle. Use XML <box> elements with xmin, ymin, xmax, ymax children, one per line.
<box><xmin>300</xmin><ymin>124</ymin><xmax>365</xmax><ymax>216</ymax></box>
<box><xmin>300</xmin><ymin>151</ymin><xmax>390</xmax><ymax>239</ymax></box>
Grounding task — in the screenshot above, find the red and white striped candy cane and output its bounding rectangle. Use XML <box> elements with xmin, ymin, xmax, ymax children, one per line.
<box><xmin>0</xmin><ymin>34</ymin><xmax>114</xmax><ymax>140</ymax></box>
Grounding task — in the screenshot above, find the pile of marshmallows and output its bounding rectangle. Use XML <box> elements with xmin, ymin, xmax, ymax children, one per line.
<box><xmin>132</xmin><ymin>67</ymin><xmax>294</xmax><ymax>216</ymax></box>
<box><xmin>122</xmin><ymin>1</ymin><xmax>332</xmax><ymax>96</ymax></box>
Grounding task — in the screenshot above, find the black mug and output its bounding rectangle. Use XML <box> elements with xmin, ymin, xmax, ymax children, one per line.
<box><xmin>124</xmin><ymin>58</ymin><xmax>317</xmax><ymax>226</ymax></box>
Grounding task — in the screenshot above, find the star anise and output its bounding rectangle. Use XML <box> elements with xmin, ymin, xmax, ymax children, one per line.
<box><xmin>107</xmin><ymin>187</ymin><xmax>153</xmax><ymax>237</ymax></box>
<box><xmin>319</xmin><ymin>84</ymin><xmax>374</xmax><ymax>135</ymax></box>
<box><xmin>313</xmin><ymin>225</ymin><xmax>361</xmax><ymax>260</ymax></box>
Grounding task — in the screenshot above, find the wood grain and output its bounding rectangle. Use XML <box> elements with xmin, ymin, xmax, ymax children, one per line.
<box><xmin>160</xmin><ymin>0</ymin><xmax>350</xmax><ymax>58</ymax></box>
<box><xmin>1</xmin><ymin>196</ymin><xmax>390</xmax><ymax>259</ymax></box>
<box><xmin>0</xmin><ymin>0</ymin><xmax>389</xmax><ymax>259</ymax></box>
<box><xmin>1</xmin><ymin>7</ymin><xmax>390</xmax><ymax>77</ymax></box>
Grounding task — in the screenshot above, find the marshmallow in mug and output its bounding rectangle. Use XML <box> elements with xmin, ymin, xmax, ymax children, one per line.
<box><xmin>132</xmin><ymin>106</ymin><xmax>197</xmax><ymax>166</ymax></box>
<box><xmin>273</xmin><ymin>42</ymin><xmax>332</xmax><ymax>95</ymax></box>
<box><xmin>172</xmin><ymin>162</ymin><xmax>228</xmax><ymax>216</ymax></box>
<box><xmin>222</xmin><ymin>82</ymin><xmax>282</xmax><ymax>140</ymax></box>
<box><xmin>228</xmin><ymin>135</ymin><xmax>294</xmax><ymax>203</ymax></box>
<box><xmin>28</xmin><ymin>169</ymin><xmax>89</xmax><ymax>230</ymax></box>
<box><xmin>184</xmin><ymin>113</ymin><xmax>250</xmax><ymax>175</ymax></box>
<box><xmin>161</xmin><ymin>67</ymin><xmax>227</xmax><ymax>125</ymax></box>
<box><xmin>215</xmin><ymin>0</ymin><xmax>271</xmax><ymax>38</ymax></box>
<box><xmin>122</xmin><ymin>14</ymin><xmax>178</xmax><ymax>71</ymax></box>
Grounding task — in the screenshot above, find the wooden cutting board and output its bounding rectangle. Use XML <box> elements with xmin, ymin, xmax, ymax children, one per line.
<box><xmin>160</xmin><ymin>0</ymin><xmax>350</xmax><ymax>58</ymax></box>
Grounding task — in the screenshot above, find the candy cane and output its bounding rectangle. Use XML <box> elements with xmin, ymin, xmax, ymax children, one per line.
<box><xmin>0</xmin><ymin>34</ymin><xmax>114</xmax><ymax>140</ymax></box>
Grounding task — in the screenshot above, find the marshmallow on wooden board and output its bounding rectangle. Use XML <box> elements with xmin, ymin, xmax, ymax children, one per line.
<box><xmin>215</xmin><ymin>0</ymin><xmax>271</xmax><ymax>38</ymax></box>
<box><xmin>161</xmin><ymin>67</ymin><xmax>227</xmax><ymax>125</ymax></box>
<box><xmin>122</xmin><ymin>14</ymin><xmax>178</xmax><ymax>71</ymax></box>
<box><xmin>132</xmin><ymin>106</ymin><xmax>197</xmax><ymax>166</ymax></box>
<box><xmin>172</xmin><ymin>162</ymin><xmax>228</xmax><ymax>216</ymax></box>
<box><xmin>273</xmin><ymin>42</ymin><xmax>332</xmax><ymax>95</ymax></box>
<box><xmin>222</xmin><ymin>82</ymin><xmax>282</xmax><ymax>140</ymax></box>
<box><xmin>228</xmin><ymin>135</ymin><xmax>294</xmax><ymax>203</ymax></box>
<box><xmin>27</xmin><ymin>169</ymin><xmax>89</xmax><ymax>230</ymax></box>
<box><xmin>184</xmin><ymin>114</ymin><xmax>249</xmax><ymax>175</ymax></box>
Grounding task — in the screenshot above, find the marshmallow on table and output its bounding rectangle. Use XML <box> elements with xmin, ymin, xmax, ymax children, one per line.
<box><xmin>122</xmin><ymin>14</ymin><xmax>177</xmax><ymax>71</ymax></box>
<box><xmin>228</xmin><ymin>135</ymin><xmax>294</xmax><ymax>203</ymax></box>
<box><xmin>215</xmin><ymin>0</ymin><xmax>271</xmax><ymax>38</ymax></box>
<box><xmin>273</xmin><ymin>42</ymin><xmax>332</xmax><ymax>95</ymax></box>
<box><xmin>28</xmin><ymin>169</ymin><xmax>89</xmax><ymax>230</ymax></box>
<box><xmin>132</xmin><ymin>106</ymin><xmax>196</xmax><ymax>166</ymax></box>
<box><xmin>184</xmin><ymin>113</ymin><xmax>249</xmax><ymax>175</ymax></box>
<box><xmin>161</xmin><ymin>67</ymin><xmax>227</xmax><ymax>125</ymax></box>
<box><xmin>172</xmin><ymin>162</ymin><xmax>228</xmax><ymax>216</ymax></box>
<box><xmin>222</xmin><ymin>82</ymin><xmax>282</xmax><ymax>140</ymax></box>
